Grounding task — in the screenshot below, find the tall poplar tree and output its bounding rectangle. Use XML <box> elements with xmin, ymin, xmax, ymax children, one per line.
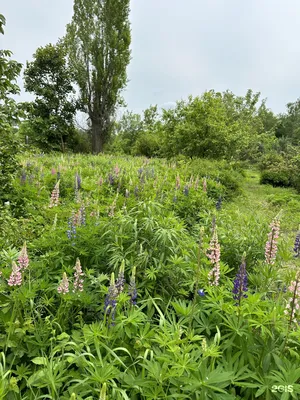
<box><xmin>64</xmin><ymin>0</ymin><xmax>131</xmax><ymax>153</ymax></box>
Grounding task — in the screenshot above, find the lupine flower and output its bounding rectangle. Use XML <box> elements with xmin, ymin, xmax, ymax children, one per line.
<box><xmin>138</xmin><ymin>168</ymin><xmax>143</xmax><ymax>177</ymax></box>
<box><xmin>232</xmin><ymin>255</ymin><xmax>248</xmax><ymax>306</ymax></box>
<box><xmin>49</xmin><ymin>181</ymin><xmax>60</xmax><ymax>208</ymax></box>
<box><xmin>18</xmin><ymin>242</ymin><xmax>29</xmax><ymax>270</ymax></box>
<box><xmin>197</xmin><ymin>289</ymin><xmax>205</xmax><ymax>296</ymax></box>
<box><xmin>104</xmin><ymin>272</ymin><xmax>118</xmax><ymax>322</ymax></box>
<box><xmin>125</xmin><ymin>189</ymin><xmax>130</xmax><ymax>198</ymax></box>
<box><xmin>194</xmin><ymin>176</ymin><xmax>199</xmax><ymax>190</ymax></box>
<box><xmin>128</xmin><ymin>266</ymin><xmax>137</xmax><ymax>306</ymax></box>
<box><xmin>294</xmin><ymin>230</ymin><xmax>300</xmax><ymax>258</ymax></box>
<box><xmin>115</xmin><ymin>261</ymin><xmax>126</xmax><ymax>295</ymax></box>
<box><xmin>284</xmin><ymin>272</ymin><xmax>300</xmax><ymax>326</ymax></box>
<box><xmin>73</xmin><ymin>258</ymin><xmax>84</xmax><ymax>293</ymax></box>
<box><xmin>8</xmin><ymin>262</ymin><xmax>22</xmax><ymax>286</ymax></box>
<box><xmin>57</xmin><ymin>272</ymin><xmax>69</xmax><ymax>295</ymax></box>
<box><xmin>265</xmin><ymin>216</ymin><xmax>280</xmax><ymax>265</ymax></box>
<box><xmin>216</xmin><ymin>196</ymin><xmax>222</xmax><ymax>210</ymax></box>
<box><xmin>183</xmin><ymin>185</ymin><xmax>189</xmax><ymax>196</ymax></box>
<box><xmin>203</xmin><ymin>178</ymin><xmax>207</xmax><ymax>193</ymax></box>
<box><xmin>201</xmin><ymin>338</ymin><xmax>207</xmax><ymax>352</ymax></box>
<box><xmin>79</xmin><ymin>205</ymin><xmax>86</xmax><ymax>226</ymax></box>
<box><xmin>108</xmin><ymin>173</ymin><xmax>115</xmax><ymax>185</ymax></box>
<box><xmin>20</xmin><ymin>171</ymin><xmax>26</xmax><ymax>185</ymax></box>
<box><xmin>67</xmin><ymin>214</ymin><xmax>77</xmax><ymax>245</ymax></box>
<box><xmin>176</xmin><ymin>175</ymin><xmax>181</xmax><ymax>190</ymax></box>
<box><xmin>207</xmin><ymin>227</ymin><xmax>221</xmax><ymax>286</ymax></box>
<box><xmin>51</xmin><ymin>168</ymin><xmax>56</xmax><ymax>175</ymax></box>
<box><xmin>108</xmin><ymin>196</ymin><xmax>117</xmax><ymax>217</ymax></box>
<box><xmin>114</xmin><ymin>164</ymin><xmax>120</xmax><ymax>176</ymax></box>
<box><xmin>98</xmin><ymin>177</ymin><xmax>103</xmax><ymax>186</ymax></box>
<box><xmin>173</xmin><ymin>195</ymin><xmax>177</xmax><ymax>203</ymax></box>
<box><xmin>134</xmin><ymin>186</ymin><xmax>139</xmax><ymax>198</ymax></box>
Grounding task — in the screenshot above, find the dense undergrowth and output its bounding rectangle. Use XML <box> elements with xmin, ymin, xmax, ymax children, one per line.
<box><xmin>0</xmin><ymin>154</ymin><xmax>300</xmax><ymax>399</ymax></box>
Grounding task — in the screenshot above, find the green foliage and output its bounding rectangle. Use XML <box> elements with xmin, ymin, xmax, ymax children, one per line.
<box><xmin>0</xmin><ymin>14</ymin><xmax>22</xmax><ymax>205</ymax></box>
<box><xmin>23</xmin><ymin>43</ymin><xmax>77</xmax><ymax>152</ymax></box>
<box><xmin>64</xmin><ymin>0</ymin><xmax>131</xmax><ymax>153</ymax></box>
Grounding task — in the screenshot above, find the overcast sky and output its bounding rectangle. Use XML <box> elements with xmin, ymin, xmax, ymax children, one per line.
<box><xmin>1</xmin><ymin>0</ymin><xmax>300</xmax><ymax>116</ymax></box>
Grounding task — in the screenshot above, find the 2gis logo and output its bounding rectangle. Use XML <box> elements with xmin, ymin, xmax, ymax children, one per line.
<box><xmin>271</xmin><ymin>385</ymin><xmax>293</xmax><ymax>393</ymax></box>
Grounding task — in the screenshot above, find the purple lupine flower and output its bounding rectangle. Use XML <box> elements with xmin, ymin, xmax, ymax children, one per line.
<box><xmin>115</xmin><ymin>261</ymin><xmax>125</xmax><ymax>295</ymax></box>
<box><xmin>67</xmin><ymin>214</ymin><xmax>77</xmax><ymax>245</ymax></box>
<box><xmin>73</xmin><ymin>258</ymin><xmax>84</xmax><ymax>293</ymax></box>
<box><xmin>183</xmin><ymin>185</ymin><xmax>189</xmax><ymax>196</ymax></box>
<box><xmin>57</xmin><ymin>272</ymin><xmax>69</xmax><ymax>295</ymax></box>
<box><xmin>138</xmin><ymin>168</ymin><xmax>144</xmax><ymax>177</ymax></box>
<box><xmin>265</xmin><ymin>216</ymin><xmax>280</xmax><ymax>265</ymax></box>
<box><xmin>134</xmin><ymin>186</ymin><xmax>139</xmax><ymax>198</ymax></box>
<box><xmin>108</xmin><ymin>173</ymin><xmax>115</xmax><ymax>185</ymax></box>
<box><xmin>294</xmin><ymin>231</ymin><xmax>300</xmax><ymax>258</ymax></box>
<box><xmin>197</xmin><ymin>289</ymin><xmax>205</xmax><ymax>297</ymax></box>
<box><xmin>216</xmin><ymin>196</ymin><xmax>222</xmax><ymax>210</ymax></box>
<box><xmin>7</xmin><ymin>262</ymin><xmax>22</xmax><ymax>286</ymax></box>
<box><xmin>18</xmin><ymin>242</ymin><xmax>29</xmax><ymax>270</ymax></box>
<box><xmin>75</xmin><ymin>173</ymin><xmax>81</xmax><ymax>190</ymax></box>
<box><xmin>232</xmin><ymin>255</ymin><xmax>248</xmax><ymax>306</ymax></box>
<box><xmin>128</xmin><ymin>267</ymin><xmax>137</xmax><ymax>306</ymax></box>
<box><xmin>207</xmin><ymin>227</ymin><xmax>221</xmax><ymax>286</ymax></box>
<box><xmin>104</xmin><ymin>272</ymin><xmax>118</xmax><ymax>322</ymax></box>
<box><xmin>20</xmin><ymin>171</ymin><xmax>26</xmax><ymax>185</ymax></box>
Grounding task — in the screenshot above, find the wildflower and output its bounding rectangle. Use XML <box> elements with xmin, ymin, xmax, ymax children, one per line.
<box><xmin>125</xmin><ymin>189</ymin><xmax>130</xmax><ymax>198</ymax></box>
<box><xmin>107</xmin><ymin>173</ymin><xmax>114</xmax><ymax>185</ymax></box>
<box><xmin>67</xmin><ymin>214</ymin><xmax>77</xmax><ymax>245</ymax></box>
<box><xmin>51</xmin><ymin>168</ymin><xmax>56</xmax><ymax>175</ymax></box>
<box><xmin>203</xmin><ymin>177</ymin><xmax>207</xmax><ymax>192</ymax></box>
<box><xmin>79</xmin><ymin>205</ymin><xmax>86</xmax><ymax>225</ymax></box>
<box><xmin>104</xmin><ymin>272</ymin><xmax>118</xmax><ymax>321</ymax></box>
<box><xmin>98</xmin><ymin>177</ymin><xmax>103</xmax><ymax>186</ymax></box>
<box><xmin>194</xmin><ymin>176</ymin><xmax>199</xmax><ymax>190</ymax></box>
<box><xmin>18</xmin><ymin>242</ymin><xmax>29</xmax><ymax>270</ymax></box>
<box><xmin>216</xmin><ymin>196</ymin><xmax>222</xmax><ymax>210</ymax></box>
<box><xmin>115</xmin><ymin>261</ymin><xmax>126</xmax><ymax>295</ymax></box>
<box><xmin>197</xmin><ymin>289</ymin><xmax>205</xmax><ymax>296</ymax></box>
<box><xmin>284</xmin><ymin>272</ymin><xmax>300</xmax><ymax>326</ymax></box>
<box><xmin>20</xmin><ymin>171</ymin><xmax>26</xmax><ymax>185</ymax></box>
<box><xmin>232</xmin><ymin>255</ymin><xmax>248</xmax><ymax>306</ymax></box>
<box><xmin>134</xmin><ymin>186</ymin><xmax>139</xmax><ymax>198</ymax></box>
<box><xmin>57</xmin><ymin>272</ymin><xmax>69</xmax><ymax>295</ymax></box>
<box><xmin>73</xmin><ymin>258</ymin><xmax>84</xmax><ymax>293</ymax></box>
<box><xmin>207</xmin><ymin>227</ymin><xmax>221</xmax><ymax>286</ymax></box>
<box><xmin>114</xmin><ymin>164</ymin><xmax>120</xmax><ymax>176</ymax></box>
<box><xmin>265</xmin><ymin>216</ymin><xmax>280</xmax><ymax>265</ymax></box>
<box><xmin>108</xmin><ymin>196</ymin><xmax>117</xmax><ymax>217</ymax></box>
<box><xmin>294</xmin><ymin>230</ymin><xmax>300</xmax><ymax>258</ymax></box>
<box><xmin>49</xmin><ymin>180</ymin><xmax>60</xmax><ymax>208</ymax></box>
<box><xmin>128</xmin><ymin>267</ymin><xmax>137</xmax><ymax>306</ymax></box>
<box><xmin>8</xmin><ymin>262</ymin><xmax>22</xmax><ymax>286</ymax></box>
<box><xmin>183</xmin><ymin>185</ymin><xmax>189</xmax><ymax>196</ymax></box>
<box><xmin>175</xmin><ymin>174</ymin><xmax>181</xmax><ymax>190</ymax></box>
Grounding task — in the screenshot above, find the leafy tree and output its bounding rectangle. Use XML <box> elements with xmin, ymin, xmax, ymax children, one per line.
<box><xmin>64</xmin><ymin>0</ymin><xmax>131</xmax><ymax>154</ymax></box>
<box><xmin>23</xmin><ymin>43</ymin><xmax>77</xmax><ymax>152</ymax></box>
<box><xmin>275</xmin><ymin>98</ymin><xmax>300</xmax><ymax>146</ymax></box>
<box><xmin>0</xmin><ymin>14</ymin><xmax>22</xmax><ymax>203</ymax></box>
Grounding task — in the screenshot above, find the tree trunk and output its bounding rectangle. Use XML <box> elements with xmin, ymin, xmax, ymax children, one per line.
<box><xmin>91</xmin><ymin>119</ymin><xmax>104</xmax><ymax>154</ymax></box>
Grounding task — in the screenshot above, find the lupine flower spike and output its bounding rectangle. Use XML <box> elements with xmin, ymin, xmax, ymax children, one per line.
<box><xmin>128</xmin><ymin>266</ymin><xmax>137</xmax><ymax>306</ymax></box>
<box><xmin>203</xmin><ymin>177</ymin><xmax>207</xmax><ymax>192</ymax></box>
<box><xmin>115</xmin><ymin>260</ymin><xmax>126</xmax><ymax>295</ymax></box>
<box><xmin>232</xmin><ymin>253</ymin><xmax>248</xmax><ymax>306</ymax></box>
<box><xmin>57</xmin><ymin>272</ymin><xmax>69</xmax><ymax>295</ymax></box>
<box><xmin>284</xmin><ymin>271</ymin><xmax>300</xmax><ymax>327</ymax></box>
<box><xmin>49</xmin><ymin>180</ymin><xmax>60</xmax><ymax>208</ymax></box>
<box><xmin>18</xmin><ymin>242</ymin><xmax>29</xmax><ymax>270</ymax></box>
<box><xmin>104</xmin><ymin>272</ymin><xmax>118</xmax><ymax>323</ymax></box>
<box><xmin>293</xmin><ymin>226</ymin><xmax>300</xmax><ymax>258</ymax></box>
<box><xmin>207</xmin><ymin>226</ymin><xmax>221</xmax><ymax>286</ymax></box>
<box><xmin>73</xmin><ymin>258</ymin><xmax>84</xmax><ymax>293</ymax></box>
<box><xmin>265</xmin><ymin>215</ymin><xmax>280</xmax><ymax>265</ymax></box>
<box><xmin>8</xmin><ymin>262</ymin><xmax>22</xmax><ymax>286</ymax></box>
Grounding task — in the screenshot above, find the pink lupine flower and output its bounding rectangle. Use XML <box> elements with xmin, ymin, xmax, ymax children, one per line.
<box><xmin>8</xmin><ymin>262</ymin><xmax>22</xmax><ymax>286</ymax></box>
<box><xmin>203</xmin><ymin>178</ymin><xmax>207</xmax><ymax>193</ymax></box>
<box><xmin>207</xmin><ymin>227</ymin><xmax>221</xmax><ymax>286</ymax></box>
<box><xmin>57</xmin><ymin>272</ymin><xmax>69</xmax><ymax>294</ymax></box>
<box><xmin>284</xmin><ymin>272</ymin><xmax>300</xmax><ymax>326</ymax></box>
<box><xmin>51</xmin><ymin>168</ymin><xmax>56</xmax><ymax>175</ymax></box>
<box><xmin>73</xmin><ymin>258</ymin><xmax>84</xmax><ymax>293</ymax></box>
<box><xmin>49</xmin><ymin>181</ymin><xmax>60</xmax><ymax>208</ymax></box>
<box><xmin>265</xmin><ymin>217</ymin><xmax>280</xmax><ymax>265</ymax></box>
<box><xmin>114</xmin><ymin>164</ymin><xmax>120</xmax><ymax>176</ymax></box>
<box><xmin>18</xmin><ymin>242</ymin><xmax>29</xmax><ymax>270</ymax></box>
